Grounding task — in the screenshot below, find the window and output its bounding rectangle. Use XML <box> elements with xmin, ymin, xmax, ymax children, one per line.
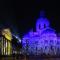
<box><xmin>39</xmin><ymin>24</ymin><xmax>40</xmax><ymax>29</ymax></box>
<box><xmin>50</xmin><ymin>40</ymin><xmax>53</xmax><ymax>43</ymax></box>
<box><xmin>50</xmin><ymin>40</ymin><xmax>53</xmax><ymax>45</ymax></box>
<box><xmin>44</xmin><ymin>40</ymin><xmax>48</xmax><ymax>43</ymax></box>
<box><xmin>44</xmin><ymin>24</ymin><xmax>46</xmax><ymax>28</ymax></box>
<box><xmin>57</xmin><ymin>41</ymin><xmax>60</xmax><ymax>45</ymax></box>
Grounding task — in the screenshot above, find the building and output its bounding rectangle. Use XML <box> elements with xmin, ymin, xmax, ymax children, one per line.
<box><xmin>22</xmin><ymin>11</ymin><xmax>58</xmax><ymax>55</ymax></box>
<box><xmin>1</xmin><ymin>28</ymin><xmax>12</xmax><ymax>55</ymax></box>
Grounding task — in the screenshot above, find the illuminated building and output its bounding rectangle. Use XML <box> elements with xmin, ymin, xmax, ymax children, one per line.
<box><xmin>1</xmin><ymin>28</ymin><xmax>12</xmax><ymax>55</ymax></box>
<box><xmin>22</xmin><ymin>11</ymin><xmax>58</xmax><ymax>55</ymax></box>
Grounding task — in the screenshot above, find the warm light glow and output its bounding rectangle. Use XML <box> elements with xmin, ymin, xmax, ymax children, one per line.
<box><xmin>2</xmin><ymin>28</ymin><xmax>12</xmax><ymax>55</ymax></box>
<box><xmin>2</xmin><ymin>28</ymin><xmax>12</xmax><ymax>41</ymax></box>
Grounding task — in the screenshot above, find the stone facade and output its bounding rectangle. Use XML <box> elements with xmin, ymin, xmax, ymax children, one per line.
<box><xmin>22</xmin><ymin>12</ymin><xmax>60</xmax><ymax>55</ymax></box>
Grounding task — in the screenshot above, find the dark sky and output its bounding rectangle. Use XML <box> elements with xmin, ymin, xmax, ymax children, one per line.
<box><xmin>0</xmin><ymin>0</ymin><xmax>59</xmax><ymax>37</ymax></box>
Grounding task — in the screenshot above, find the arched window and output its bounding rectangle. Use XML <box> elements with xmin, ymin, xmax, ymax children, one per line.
<box><xmin>39</xmin><ymin>24</ymin><xmax>40</xmax><ymax>29</ymax></box>
<box><xmin>44</xmin><ymin>40</ymin><xmax>48</xmax><ymax>43</ymax></box>
<box><xmin>50</xmin><ymin>40</ymin><xmax>53</xmax><ymax>46</ymax></box>
<box><xmin>44</xmin><ymin>24</ymin><xmax>46</xmax><ymax>28</ymax></box>
<box><xmin>57</xmin><ymin>41</ymin><xmax>60</xmax><ymax>45</ymax></box>
<box><xmin>50</xmin><ymin>40</ymin><xmax>53</xmax><ymax>43</ymax></box>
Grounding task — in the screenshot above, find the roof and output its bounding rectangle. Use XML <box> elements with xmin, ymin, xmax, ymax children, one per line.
<box><xmin>41</xmin><ymin>28</ymin><xmax>56</xmax><ymax>35</ymax></box>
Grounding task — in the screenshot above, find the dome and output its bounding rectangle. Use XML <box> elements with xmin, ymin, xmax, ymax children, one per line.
<box><xmin>36</xmin><ymin>18</ymin><xmax>50</xmax><ymax>32</ymax></box>
<box><xmin>41</xmin><ymin>28</ymin><xmax>56</xmax><ymax>35</ymax></box>
<box><xmin>41</xmin><ymin>28</ymin><xmax>57</xmax><ymax>42</ymax></box>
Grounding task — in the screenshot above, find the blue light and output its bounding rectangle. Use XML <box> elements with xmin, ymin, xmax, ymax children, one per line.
<box><xmin>12</xmin><ymin>34</ymin><xmax>21</xmax><ymax>43</ymax></box>
<box><xmin>22</xmin><ymin>10</ymin><xmax>59</xmax><ymax>55</ymax></box>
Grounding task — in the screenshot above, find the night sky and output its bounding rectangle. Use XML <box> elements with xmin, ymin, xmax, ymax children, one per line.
<box><xmin>0</xmin><ymin>0</ymin><xmax>59</xmax><ymax>37</ymax></box>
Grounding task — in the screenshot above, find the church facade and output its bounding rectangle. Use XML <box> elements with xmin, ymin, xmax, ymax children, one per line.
<box><xmin>22</xmin><ymin>12</ymin><xmax>60</xmax><ymax>55</ymax></box>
